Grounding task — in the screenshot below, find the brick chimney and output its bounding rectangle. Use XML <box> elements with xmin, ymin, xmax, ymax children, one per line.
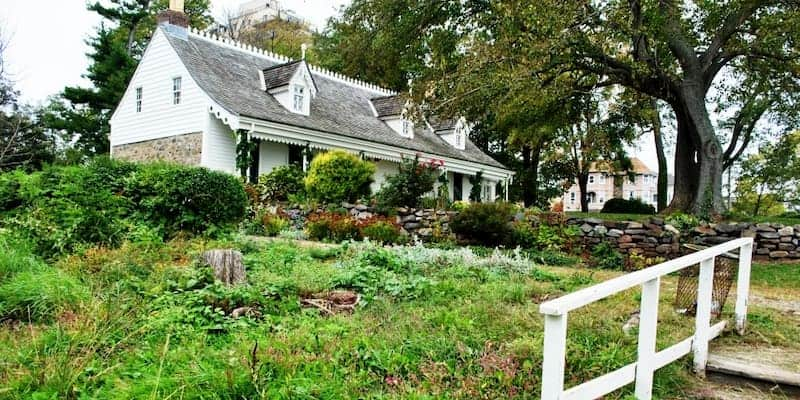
<box><xmin>157</xmin><ymin>0</ymin><xmax>189</xmax><ymax>28</ymax></box>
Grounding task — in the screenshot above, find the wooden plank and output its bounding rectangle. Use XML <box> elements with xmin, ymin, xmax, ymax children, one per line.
<box><xmin>735</xmin><ymin>241</ymin><xmax>753</xmax><ymax>335</ymax></box>
<box><xmin>540</xmin><ymin>238</ymin><xmax>752</xmax><ymax>315</ymax></box>
<box><xmin>541</xmin><ymin>314</ymin><xmax>568</xmax><ymax>400</ymax></box>
<box><xmin>634</xmin><ymin>278</ymin><xmax>661</xmax><ymax>400</ymax></box>
<box><xmin>707</xmin><ymin>355</ymin><xmax>800</xmax><ymax>387</ymax></box>
<box><xmin>561</xmin><ymin>364</ymin><xmax>637</xmax><ymax>400</ymax></box>
<box><xmin>693</xmin><ymin>257</ymin><xmax>716</xmax><ymax>376</ymax></box>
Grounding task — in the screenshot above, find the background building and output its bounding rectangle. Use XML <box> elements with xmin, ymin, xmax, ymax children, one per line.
<box><xmin>562</xmin><ymin>158</ymin><xmax>673</xmax><ymax>212</ymax></box>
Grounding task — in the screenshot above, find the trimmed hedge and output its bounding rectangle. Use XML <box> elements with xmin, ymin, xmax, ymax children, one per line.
<box><xmin>600</xmin><ymin>198</ymin><xmax>656</xmax><ymax>215</ymax></box>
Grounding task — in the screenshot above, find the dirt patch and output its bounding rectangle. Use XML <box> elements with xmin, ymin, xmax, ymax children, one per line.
<box><xmin>300</xmin><ymin>290</ymin><xmax>360</xmax><ymax>315</ymax></box>
<box><xmin>751</xmin><ymin>294</ymin><xmax>800</xmax><ymax>316</ymax></box>
<box><xmin>688</xmin><ymin>381</ymin><xmax>793</xmax><ymax>400</ymax></box>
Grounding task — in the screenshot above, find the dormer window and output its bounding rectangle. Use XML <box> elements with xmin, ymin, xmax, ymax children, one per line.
<box><xmin>293</xmin><ymin>85</ymin><xmax>305</xmax><ymax>112</ymax></box>
<box><xmin>263</xmin><ymin>60</ymin><xmax>316</xmax><ymax>116</ymax></box>
<box><xmin>371</xmin><ymin>95</ymin><xmax>414</xmax><ymax>139</ymax></box>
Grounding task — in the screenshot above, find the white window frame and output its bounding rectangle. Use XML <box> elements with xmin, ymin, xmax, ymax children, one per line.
<box><xmin>402</xmin><ymin>119</ymin><xmax>412</xmax><ymax>137</ymax></box>
<box><xmin>629</xmin><ymin>191</ymin><xmax>635</xmax><ymax>200</ymax></box>
<box><xmin>589</xmin><ymin>175</ymin><xmax>595</xmax><ymax>184</ymax></box>
<box><xmin>135</xmin><ymin>87</ymin><xmax>142</xmax><ymax>113</ymax></box>
<box><xmin>570</xmin><ymin>192</ymin><xmax>576</xmax><ymax>204</ymax></box>
<box><xmin>293</xmin><ymin>85</ymin><xmax>305</xmax><ymax>112</ymax></box>
<box><xmin>599</xmin><ymin>174</ymin><xmax>606</xmax><ymax>184</ymax></box>
<box><xmin>172</xmin><ymin>77</ymin><xmax>182</xmax><ymax>105</ymax></box>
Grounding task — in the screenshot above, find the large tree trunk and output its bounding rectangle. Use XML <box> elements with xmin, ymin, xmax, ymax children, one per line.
<box><xmin>667</xmin><ymin>88</ymin><xmax>725</xmax><ymax>216</ymax></box>
<box><xmin>682</xmin><ymin>87</ymin><xmax>725</xmax><ymax>216</ymax></box>
<box><xmin>650</xmin><ymin>98</ymin><xmax>668</xmax><ymax>213</ymax></box>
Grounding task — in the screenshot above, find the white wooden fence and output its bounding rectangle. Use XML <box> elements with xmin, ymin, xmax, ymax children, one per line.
<box><xmin>539</xmin><ymin>237</ymin><xmax>753</xmax><ymax>400</ymax></box>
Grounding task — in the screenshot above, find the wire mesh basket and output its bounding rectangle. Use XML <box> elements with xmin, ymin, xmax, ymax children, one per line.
<box><xmin>674</xmin><ymin>244</ymin><xmax>738</xmax><ymax>319</ymax></box>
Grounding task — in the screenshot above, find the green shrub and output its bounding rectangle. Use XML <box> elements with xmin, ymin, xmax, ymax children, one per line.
<box><xmin>262</xmin><ymin>212</ymin><xmax>290</xmax><ymax>237</ymax></box>
<box><xmin>509</xmin><ymin>222</ymin><xmax>537</xmax><ymax>249</ymax></box>
<box><xmin>125</xmin><ymin>163</ymin><xmax>248</xmax><ymax>237</ymax></box>
<box><xmin>375</xmin><ymin>155</ymin><xmax>441</xmax><ymax>208</ymax></box>
<box><xmin>0</xmin><ymin>268</ymin><xmax>90</xmax><ymax>322</ymax></box>
<box><xmin>305</xmin><ymin>212</ymin><xmax>360</xmax><ymax>242</ymax></box>
<box><xmin>451</xmin><ymin>202</ymin><xmax>514</xmax><ymax>246</ymax></box>
<box><xmin>591</xmin><ymin>241</ymin><xmax>624</xmax><ymax>270</ymax></box>
<box><xmin>12</xmin><ymin>164</ymin><xmax>133</xmax><ymax>255</ymax></box>
<box><xmin>304</xmin><ymin>150</ymin><xmax>375</xmax><ymax>204</ymax></box>
<box><xmin>0</xmin><ymin>169</ymin><xmax>25</xmax><ymax>212</ymax></box>
<box><xmin>600</xmin><ymin>198</ymin><xmax>656</xmax><ymax>215</ymax></box>
<box><xmin>257</xmin><ymin>165</ymin><xmax>305</xmax><ymax>202</ymax></box>
<box><xmin>0</xmin><ymin>232</ymin><xmax>43</xmax><ymax>281</ymax></box>
<box><xmin>358</xmin><ymin>217</ymin><xmax>405</xmax><ymax>244</ymax></box>
<box><xmin>664</xmin><ymin>212</ymin><xmax>699</xmax><ymax>231</ymax></box>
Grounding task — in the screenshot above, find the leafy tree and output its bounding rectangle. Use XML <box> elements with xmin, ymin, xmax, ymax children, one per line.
<box><xmin>43</xmin><ymin>0</ymin><xmax>212</xmax><ymax>160</ymax></box>
<box><xmin>732</xmin><ymin>132</ymin><xmax>800</xmax><ymax>216</ymax></box>
<box><xmin>422</xmin><ymin>0</ymin><xmax>800</xmax><ymax>215</ymax></box>
<box><xmin>217</xmin><ymin>10</ymin><xmax>313</xmax><ymax>61</ymax></box>
<box><xmin>376</xmin><ymin>155</ymin><xmax>441</xmax><ymax>208</ymax></box>
<box><xmin>0</xmin><ymin>28</ymin><xmax>56</xmax><ymax>171</ymax></box>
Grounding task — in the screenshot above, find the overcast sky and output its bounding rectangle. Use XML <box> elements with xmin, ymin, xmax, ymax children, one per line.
<box><xmin>0</xmin><ymin>0</ymin><xmax>664</xmax><ymax>172</ymax></box>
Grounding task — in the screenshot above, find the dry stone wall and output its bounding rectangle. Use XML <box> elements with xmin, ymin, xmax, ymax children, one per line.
<box><xmin>569</xmin><ymin>217</ymin><xmax>800</xmax><ymax>261</ymax></box>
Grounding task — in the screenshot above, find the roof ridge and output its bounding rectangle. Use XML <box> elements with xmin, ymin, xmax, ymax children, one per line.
<box><xmin>187</xmin><ymin>26</ymin><xmax>396</xmax><ymax>97</ymax></box>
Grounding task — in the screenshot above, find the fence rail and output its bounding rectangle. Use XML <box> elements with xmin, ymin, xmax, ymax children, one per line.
<box><xmin>539</xmin><ymin>237</ymin><xmax>753</xmax><ymax>400</ymax></box>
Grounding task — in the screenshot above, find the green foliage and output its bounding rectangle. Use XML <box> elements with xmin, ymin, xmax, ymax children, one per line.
<box><xmin>125</xmin><ymin>163</ymin><xmax>248</xmax><ymax>237</ymax></box>
<box><xmin>256</xmin><ymin>165</ymin><xmax>305</xmax><ymax>202</ymax></box>
<box><xmin>664</xmin><ymin>212</ymin><xmax>700</xmax><ymax>231</ymax></box>
<box><xmin>451</xmin><ymin>202</ymin><xmax>514</xmax><ymax>246</ymax></box>
<box><xmin>0</xmin><ymin>231</ymin><xmax>45</xmax><ymax>281</ymax></box>
<box><xmin>358</xmin><ymin>217</ymin><xmax>405</xmax><ymax>245</ymax></box>
<box><xmin>733</xmin><ymin>132</ymin><xmax>800</xmax><ymax>217</ymax></box>
<box><xmin>376</xmin><ymin>155</ymin><xmax>441</xmax><ymax>209</ymax></box>
<box><xmin>305</xmin><ymin>212</ymin><xmax>361</xmax><ymax>242</ymax></box>
<box><xmin>0</xmin><ymin>268</ymin><xmax>89</xmax><ymax>322</ymax></box>
<box><xmin>0</xmin><ymin>159</ymin><xmax>246</xmax><ymax>256</ymax></box>
<box><xmin>304</xmin><ymin>150</ymin><xmax>375</xmax><ymax>204</ymax></box>
<box><xmin>600</xmin><ymin>198</ymin><xmax>655</xmax><ymax>215</ymax></box>
<box><xmin>591</xmin><ymin>242</ymin><xmax>624</xmax><ymax>270</ymax></box>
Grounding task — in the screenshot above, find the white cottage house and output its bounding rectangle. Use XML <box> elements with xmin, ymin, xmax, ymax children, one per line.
<box><xmin>109</xmin><ymin>3</ymin><xmax>512</xmax><ymax>202</ymax></box>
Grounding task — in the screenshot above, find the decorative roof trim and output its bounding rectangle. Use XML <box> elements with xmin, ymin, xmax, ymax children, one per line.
<box><xmin>187</xmin><ymin>27</ymin><xmax>396</xmax><ymax>97</ymax></box>
<box><xmin>241</xmin><ymin>115</ymin><xmax>513</xmax><ymax>180</ymax></box>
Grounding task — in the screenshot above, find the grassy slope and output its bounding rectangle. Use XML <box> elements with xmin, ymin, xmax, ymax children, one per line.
<box><xmin>0</xmin><ymin>238</ymin><xmax>795</xmax><ymax>399</ymax></box>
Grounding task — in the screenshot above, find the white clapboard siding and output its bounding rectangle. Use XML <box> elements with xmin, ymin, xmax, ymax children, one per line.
<box><xmin>202</xmin><ymin>114</ymin><xmax>237</xmax><ymax>174</ymax></box>
<box><xmin>110</xmin><ymin>28</ymin><xmax>211</xmax><ymax>147</ymax></box>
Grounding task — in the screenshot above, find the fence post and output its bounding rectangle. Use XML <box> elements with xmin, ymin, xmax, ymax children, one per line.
<box><xmin>634</xmin><ymin>277</ymin><xmax>661</xmax><ymax>400</ymax></box>
<box><xmin>735</xmin><ymin>240</ymin><xmax>753</xmax><ymax>335</ymax></box>
<box><xmin>541</xmin><ymin>313</ymin><xmax>568</xmax><ymax>400</ymax></box>
<box><xmin>693</xmin><ymin>257</ymin><xmax>715</xmax><ymax>376</ymax></box>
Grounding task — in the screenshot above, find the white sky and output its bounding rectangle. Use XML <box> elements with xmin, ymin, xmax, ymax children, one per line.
<box><xmin>0</xmin><ymin>0</ymin><xmax>665</xmax><ymax>172</ymax></box>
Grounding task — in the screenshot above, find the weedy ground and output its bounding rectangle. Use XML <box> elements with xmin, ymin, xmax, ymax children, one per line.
<box><xmin>0</xmin><ymin>237</ymin><xmax>796</xmax><ymax>399</ymax></box>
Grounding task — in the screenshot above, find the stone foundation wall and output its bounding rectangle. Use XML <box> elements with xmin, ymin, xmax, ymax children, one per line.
<box><xmin>113</xmin><ymin>132</ymin><xmax>202</xmax><ymax>165</ymax></box>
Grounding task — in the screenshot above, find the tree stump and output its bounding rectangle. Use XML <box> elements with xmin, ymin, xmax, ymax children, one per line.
<box><xmin>201</xmin><ymin>249</ymin><xmax>246</xmax><ymax>286</ymax></box>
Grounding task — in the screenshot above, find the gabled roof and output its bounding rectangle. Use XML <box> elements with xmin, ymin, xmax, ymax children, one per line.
<box><xmin>262</xmin><ymin>60</ymin><xmax>302</xmax><ymax>90</ymax></box>
<box><xmin>370</xmin><ymin>95</ymin><xmax>405</xmax><ymax>118</ymax></box>
<box><xmin>162</xmin><ymin>28</ymin><xmax>507</xmax><ymax>170</ymax></box>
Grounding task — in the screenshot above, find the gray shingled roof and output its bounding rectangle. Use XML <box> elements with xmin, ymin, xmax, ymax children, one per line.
<box><xmin>428</xmin><ymin>116</ymin><xmax>458</xmax><ymax>132</ymax></box>
<box><xmin>163</xmin><ymin>29</ymin><xmax>507</xmax><ymax>170</ymax></box>
<box><xmin>262</xmin><ymin>60</ymin><xmax>301</xmax><ymax>90</ymax></box>
<box><xmin>371</xmin><ymin>95</ymin><xmax>404</xmax><ymax>118</ymax></box>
